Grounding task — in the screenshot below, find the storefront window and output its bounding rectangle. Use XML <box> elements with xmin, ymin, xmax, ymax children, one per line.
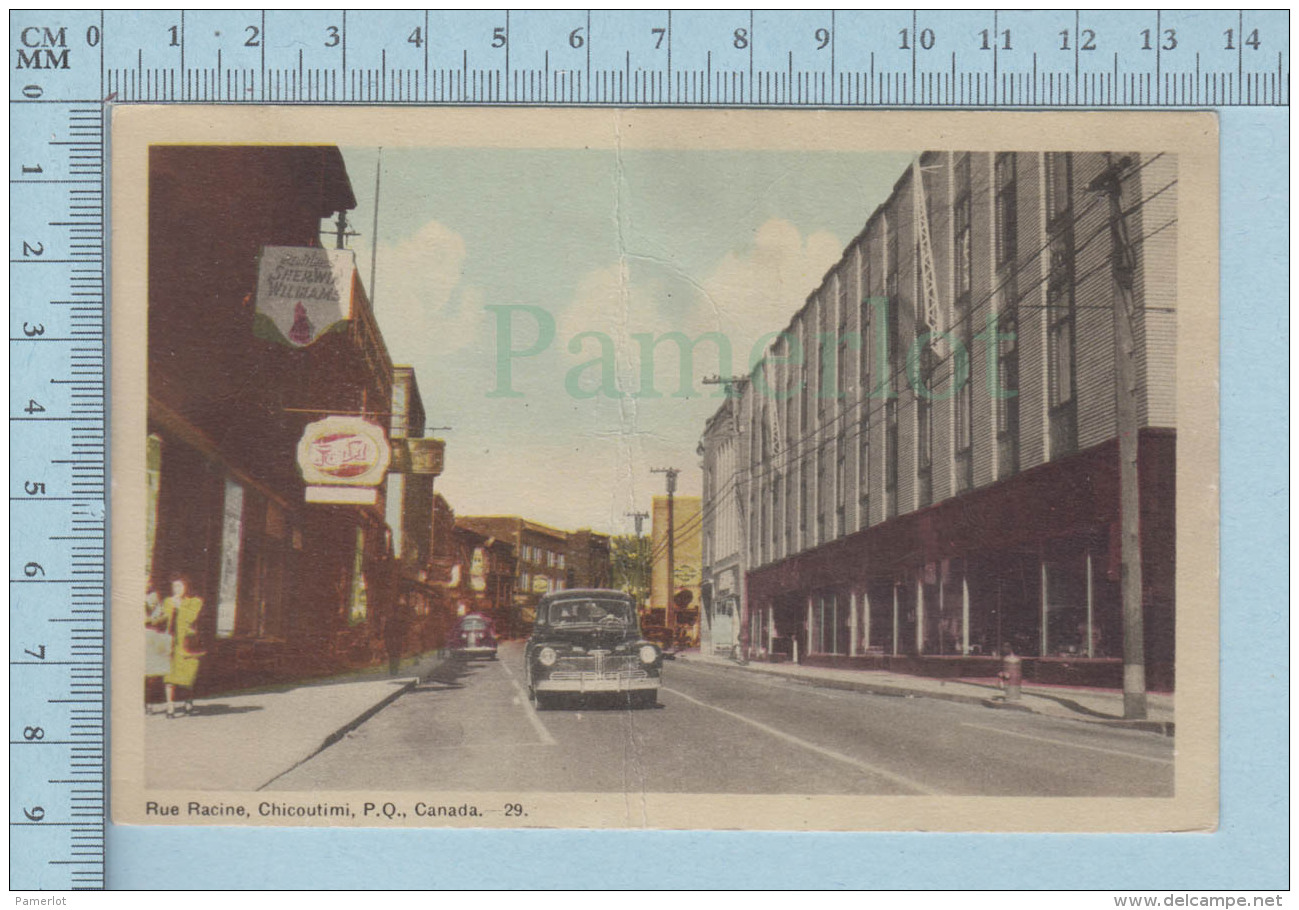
<box><xmin>812</xmin><ymin>592</ymin><xmax>851</xmax><ymax>655</ymax></box>
<box><xmin>145</xmin><ymin>434</ymin><xmax>162</xmax><ymax>584</ymax></box>
<box><xmin>348</xmin><ymin>526</ymin><xmax>368</xmax><ymax>625</ymax></box>
<box><xmin>1044</xmin><ymin>554</ymin><xmax>1088</xmax><ymax>656</ymax></box>
<box><xmin>216</xmin><ymin>477</ymin><xmax>244</xmax><ymax>638</ymax></box>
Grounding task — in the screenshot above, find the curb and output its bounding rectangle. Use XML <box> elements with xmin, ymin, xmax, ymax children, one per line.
<box><xmin>255</xmin><ymin>652</ymin><xmax>450</xmax><ymax>790</ymax></box>
<box><xmin>675</xmin><ymin>653</ymin><xmax>1173</xmax><ymax>735</ymax></box>
<box><xmin>256</xmin><ymin>677</ymin><xmax>419</xmax><ymax>791</ymax></box>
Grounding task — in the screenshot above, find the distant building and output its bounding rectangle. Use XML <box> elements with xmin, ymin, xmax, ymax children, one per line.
<box><xmin>565</xmin><ymin>529</ymin><xmax>613</xmax><ymax>590</ymax></box>
<box><xmin>456</xmin><ymin>516</ymin><xmax>572</xmax><ymax>629</ymax></box>
<box><xmin>700</xmin><ymin>151</ymin><xmax>1176</xmax><ymax>690</ymax></box>
<box><xmin>450</xmin><ymin>523</ymin><xmax>518</xmax><ymax>630</ymax></box>
<box><xmin>650</xmin><ymin>495</ymin><xmax>703</xmax><ymax>647</ymax></box>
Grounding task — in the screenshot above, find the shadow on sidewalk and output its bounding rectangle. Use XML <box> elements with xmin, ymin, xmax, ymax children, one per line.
<box><xmin>185</xmin><ymin>703</ymin><xmax>264</xmax><ymax>717</ymax></box>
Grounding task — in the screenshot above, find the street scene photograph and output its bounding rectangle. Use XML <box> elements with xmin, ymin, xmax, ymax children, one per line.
<box><xmin>111</xmin><ymin>108</ymin><xmax>1219</xmax><ymax>830</ymax></box>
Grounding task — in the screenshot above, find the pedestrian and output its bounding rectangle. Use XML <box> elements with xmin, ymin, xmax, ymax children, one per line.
<box><xmin>160</xmin><ymin>576</ymin><xmax>205</xmax><ymax>718</ymax></box>
<box><xmin>143</xmin><ymin>590</ymin><xmax>171</xmax><ymax>714</ymax></box>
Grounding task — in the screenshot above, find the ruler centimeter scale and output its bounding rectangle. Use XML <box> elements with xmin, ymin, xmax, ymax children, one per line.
<box><xmin>7</xmin><ymin>7</ymin><xmax>1289</xmax><ymax>892</ymax></box>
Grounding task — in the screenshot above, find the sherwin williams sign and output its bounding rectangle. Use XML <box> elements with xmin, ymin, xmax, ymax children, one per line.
<box><xmin>296</xmin><ymin>416</ymin><xmax>391</xmax><ymax>504</ymax></box>
<box><xmin>254</xmin><ymin>246</ymin><xmax>355</xmax><ymax>348</ymax></box>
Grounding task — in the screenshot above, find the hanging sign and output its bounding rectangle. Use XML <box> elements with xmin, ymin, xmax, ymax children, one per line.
<box><xmin>297</xmin><ymin>416</ymin><xmax>391</xmax><ymax>504</ymax></box>
<box><xmin>388</xmin><ymin>437</ymin><xmax>445</xmax><ymax>476</ymax></box>
<box><xmin>253</xmin><ymin>246</ymin><xmax>356</xmax><ymax>347</ymax></box>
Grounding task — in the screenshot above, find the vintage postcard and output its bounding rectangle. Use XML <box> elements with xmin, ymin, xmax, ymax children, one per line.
<box><xmin>110</xmin><ymin>107</ymin><xmax>1218</xmax><ymax>831</ymax></box>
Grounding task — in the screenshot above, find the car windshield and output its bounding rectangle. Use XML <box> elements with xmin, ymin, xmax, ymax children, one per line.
<box><xmin>543</xmin><ymin>598</ymin><xmax>633</xmax><ymax>628</ymax></box>
<box><xmin>460</xmin><ymin>617</ymin><xmax>488</xmax><ymax>631</ymax></box>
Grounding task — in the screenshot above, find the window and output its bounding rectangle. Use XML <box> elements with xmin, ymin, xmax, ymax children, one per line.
<box><xmin>799</xmin><ymin>323</ymin><xmax>811</xmax><ymax>434</ymax></box>
<box><xmin>885</xmin><ymin>401</ymin><xmax>899</xmax><ymax>518</ymax></box>
<box><xmin>996</xmin><ymin>154</ymin><xmax>1021</xmax><ymax>479</ymax></box>
<box><xmin>859</xmin><ymin>249</ymin><xmax>873</xmax><ymax>400</ymax></box>
<box><xmin>784</xmin><ymin>472</ymin><xmax>794</xmax><ymax>555</ymax></box>
<box><xmin>885</xmin><ymin>214</ymin><xmax>901</xmax><ymax>519</ymax></box>
<box><xmin>799</xmin><ymin>466</ymin><xmax>809</xmax><ymax>535</ymax></box>
<box><xmin>817</xmin><ymin>445</ymin><xmax>830</xmax><ymax>544</ymax></box>
<box><xmin>837</xmin><ymin>277</ymin><xmax>851</xmax><ymax>405</ymax></box>
<box><xmin>997</xmin><ymin>305</ymin><xmax>1018</xmax><ymax>475</ymax></box>
<box><xmin>916</xmin><ymin>342</ymin><xmax>934</xmax><ymax>508</ymax></box>
<box><xmin>953</xmin><ymin>154</ymin><xmax>974</xmax><ymax>492</ymax></box>
<box><xmin>954</xmin><ymin>154</ymin><xmax>973</xmax><ymax>300</ymax></box>
<box><xmin>858</xmin><ymin>427</ymin><xmax>871</xmax><ymax>528</ymax></box>
<box><xmin>771</xmin><ymin>473</ymin><xmax>782</xmax><ymax>557</ymax></box>
<box><xmin>995</xmin><ymin>152</ymin><xmax>1018</xmax><ymax>266</ymax></box>
<box><xmin>835</xmin><ymin>439</ymin><xmax>847</xmax><ymax>536</ymax></box>
<box><xmin>1045</xmin><ymin>153</ymin><xmax>1078</xmax><ymax>457</ymax></box>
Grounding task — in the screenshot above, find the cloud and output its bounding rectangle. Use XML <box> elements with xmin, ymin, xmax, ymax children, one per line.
<box><xmin>694</xmin><ymin>217</ymin><xmax>844</xmax><ymax>367</ymax></box>
<box><xmin>371</xmin><ymin>219</ymin><xmax>482</xmax><ymax>363</ymax></box>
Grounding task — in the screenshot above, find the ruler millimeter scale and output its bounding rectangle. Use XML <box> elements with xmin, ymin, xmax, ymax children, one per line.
<box><xmin>7</xmin><ymin>7</ymin><xmax>1288</xmax><ymax>892</ymax></box>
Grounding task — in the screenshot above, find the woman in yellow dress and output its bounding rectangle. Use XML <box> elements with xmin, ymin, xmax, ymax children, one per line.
<box><xmin>161</xmin><ymin>577</ymin><xmax>205</xmax><ymax>718</ymax></box>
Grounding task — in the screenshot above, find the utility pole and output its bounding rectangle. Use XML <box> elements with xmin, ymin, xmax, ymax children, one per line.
<box><xmin>369</xmin><ymin>147</ymin><xmax>383</xmax><ymax>308</ymax></box>
<box><xmin>625</xmin><ymin>510</ymin><xmax>650</xmax><ymax>609</ymax></box>
<box><xmin>651</xmin><ymin>467</ymin><xmax>680</xmax><ymax>633</ymax></box>
<box><xmin>330</xmin><ymin>209</ymin><xmax>358</xmax><ymax>250</ymax></box>
<box><xmin>1088</xmin><ymin>155</ymin><xmax>1147</xmax><ymax>721</ymax></box>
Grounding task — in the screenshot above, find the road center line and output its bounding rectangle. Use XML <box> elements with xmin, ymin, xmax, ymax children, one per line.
<box><xmin>661</xmin><ymin>687</ymin><xmax>941</xmax><ymax>796</ymax></box>
<box><xmin>959</xmin><ymin>723</ymin><xmax>1174</xmax><ymax>764</ymax></box>
<box><xmin>498</xmin><ymin>659</ymin><xmax>556</xmax><ymax>747</ymax></box>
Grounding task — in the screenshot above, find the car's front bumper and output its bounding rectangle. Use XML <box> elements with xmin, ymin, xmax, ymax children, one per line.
<box><xmin>451</xmin><ymin>646</ymin><xmax>497</xmax><ymax>658</ymax></box>
<box><xmin>534</xmin><ymin>673</ymin><xmax>659</xmax><ymax>693</ymax></box>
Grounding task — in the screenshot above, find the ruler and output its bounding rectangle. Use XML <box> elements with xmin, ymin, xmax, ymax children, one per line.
<box><xmin>6</xmin><ymin>7</ymin><xmax>1288</xmax><ymax>892</ymax></box>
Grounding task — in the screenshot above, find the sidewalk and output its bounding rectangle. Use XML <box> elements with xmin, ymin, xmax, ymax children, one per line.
<box><xmin>145</xmin><ymin>650</ymin><xmax>447</xmax><ymax>791</ymax></box>
<box><xmin>673</xmin><ymin>651</ymin><xmax>1175</xmax><ymax>735</ymax></box>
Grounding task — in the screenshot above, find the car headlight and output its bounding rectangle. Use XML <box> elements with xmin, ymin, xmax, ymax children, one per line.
<box><xmin>538</xmin><ymin>647</ymin><xmax>557</xmax><ymax>667</ymax></box>
<box><xmin>638</xmin><ymin>645</ymin><xmax>658</xmax><ymax>664</ymax></box>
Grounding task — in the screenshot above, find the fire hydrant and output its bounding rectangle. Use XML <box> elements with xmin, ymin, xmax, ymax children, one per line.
<box><xmin>999</xmin><ymin>653</ymin><xmax>1022</xmax><ymax>701</ymax></box>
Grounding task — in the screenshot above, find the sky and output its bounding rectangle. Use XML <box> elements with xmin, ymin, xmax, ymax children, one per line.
<box><xmin>331</xmin><ymin>146</ymin><xmax>915</xmax><ymax>535</ymax></box>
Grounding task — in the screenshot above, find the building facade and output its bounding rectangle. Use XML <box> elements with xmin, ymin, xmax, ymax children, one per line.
<box><xmin>147</xmin><ymin>145</ymin><xmax>403</xmax><ymax>692</ymax></box>
<box><xmin>449</xmin><ymin>524</ymin><xmax>518</xmax><ymax>629</ymax></box>
<box><xmin>650</xmin><ymin>495</ymin><xmax>703</xmax><ymax>647</ymax></box>
<box><xmin>565</xmin><ymin>529</ymin><xmax>614</xmax><ymax>590</ymax></box>
<box><xmin>456</xmin><ymin>516</ymin><xmax>572</xmax><ymax>630</ymax></box>
<box><xmin>700</xmin><ymin>151</ymin><xmax>1177</xmax><ymax>689</ymax></box>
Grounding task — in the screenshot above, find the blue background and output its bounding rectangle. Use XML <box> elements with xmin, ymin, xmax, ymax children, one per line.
<box><xmin>103</xmin><ymin>108</ymin><xmax>1288</xmax><ymax>894</ymax></box>
<box><xmin>11</xmin><ymin>8</ymin><xmax>1286</xmax><ymax>891</ymax></box>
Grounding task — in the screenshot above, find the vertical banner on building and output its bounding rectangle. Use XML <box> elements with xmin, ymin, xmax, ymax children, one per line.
<box><xmin>216</xmin><ymin>478</ymin><xmax>245</xmax><ymax>638</ymax></box>
<box><xmin>253</xmin><ymin>246</ymin><xmax>356</xmax><ymax>348</ymax></box>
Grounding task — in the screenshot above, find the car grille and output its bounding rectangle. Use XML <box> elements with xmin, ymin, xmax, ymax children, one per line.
<box><xmin>551</xmin><ymin>650</ymin><xmax>646</xmax><ymax>679</ymax></box>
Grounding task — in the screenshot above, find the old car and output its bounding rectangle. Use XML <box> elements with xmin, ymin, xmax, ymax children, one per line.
<box><xmin>525</xmin><ymin>589</ymin><xmax>662</xmax><ymax>709</ymax></box>
<box><xmin>449</xmin><ymin>612</ymin><xmax>498</xmax><ymax>660</ymax></box>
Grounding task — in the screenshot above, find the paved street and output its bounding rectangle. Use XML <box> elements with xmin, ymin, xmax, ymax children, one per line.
<box><xmin>267</xmin><ymin>641</ymin><xmax>1174</xmax><ymax>796</ymax></box>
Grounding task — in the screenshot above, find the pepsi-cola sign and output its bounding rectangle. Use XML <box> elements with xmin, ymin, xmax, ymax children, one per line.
<box><xmin>296</xmin><ymin>416</ymin><xmax>391</xmax><ymax>489</ymax></box>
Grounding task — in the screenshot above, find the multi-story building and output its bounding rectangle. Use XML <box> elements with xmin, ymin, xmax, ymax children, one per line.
<box><xmin>700</xmin><ymin>398</ymin><xmax>749</xmax><ymax>656</ymax></box>
<box><xmin>565</xmin><ymin>529</ymin><xmax>613</xmax><ymax>590</ymax></box>
<box><xmin>450</xmin><ymin>523</ymin><xmax>518</xmax><ymax>630</ymax></box>
<box><xmin>147</xmin><ymin>145</ymin><xmax>399</xmax><ymax>691</ymax></box>
<box><xmin>700</xmin><ymin>151</ymin><xmax>1177</xmax><ymax>689</ymax></box>
<box><xmin>455</xmin><ymin>516</ymin><xmax>572</xmax><ymax>629</ymax></box>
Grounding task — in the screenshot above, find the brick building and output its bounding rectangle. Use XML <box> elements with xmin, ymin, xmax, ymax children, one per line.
<box><xmin>147</xmin><ymin>145</ymin><xmax>407</xmax><ymax>692</ymax></box>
